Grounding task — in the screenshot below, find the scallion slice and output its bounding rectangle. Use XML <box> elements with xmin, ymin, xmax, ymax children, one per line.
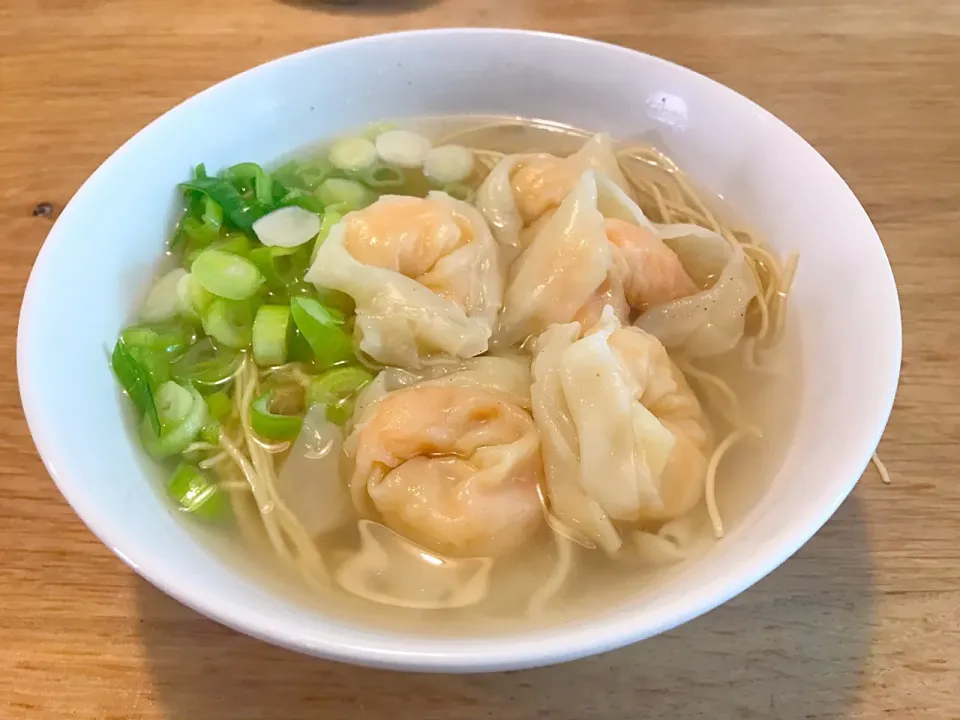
<box><xmin>278</xmin><ymin>188</ymin><xmax>326</xmax><ymax>214</ymax></box>
<box><xmin>171</xmin><ymin>338</ymin><xmax>242</xmax><ymax>393</ymax></box>
<box><xmin>167</xmin><ymin>463</ymin><xmax>227</xmax><ymax>519</ymax></box>
<box><xmin>225</xmin><ymin>162</ymin><xmax>274</xmax><ymax>206</ymax></box>
<box><xmin>191</xmin><ymin>249</ymin><xmax>262</xmax><ymax>300</ymax></box>
<box><xmin>140</xmin><ymin>383</ymin><xmax>207</xmax><ymax>459</ymax></box>
<box><xmin>423</xmin><ymin>145</ymin><xmax>474</xmax><ymax>185</ymax></box>
<box><xmin>205</xmin><ymin>390</ymin><xmax>233</xmax><ymax>421</ymax></box>
<box><xmin>176</xmin><ymin>272</ymin><xmax>213</xmax><ymax>317</ymax></box>
<box><xmin>120</xmin><ymin>321</ymin><xmax>197</xmax><ymax>361</ymax></box>
<box><xmin>316</xmin><ymin>178</ymin><xmax>371</xmax><ymax>211</ymax></box>
<box><xmin>140</xmin><ymin>268</ymin><xmax>189</xmax><ymax>322</ymax></box>
<box><xmin>359</xmin><ymin>163</ymin><xmax>406</xmax><ymax>189</ymax></box>
<box><xmin>252</xmin><ymin>304</ymin><xmax>292</xmax><ymax>367</ymax></box>
<box><xmin>180</xmin><ymin>175</ymin><xmax>267</xmax><ymax>232</ymax></box>
<box><xmin>111</xmin><ymin>339</ymin><xmax>161</xmax><ymax>434</ymax></box>
<box><xmin>155</xmin><ymin>380</ymin><xmax>194</xmax><ymax>428</ymax></box>
<box><xmin>306</xmin><ymin>366</ymin><xmax>374</xmax><ymax>425</ymax></box>
<box><xmin>202</xmin><ymin>298</ymin><xmax>255</xmax><ymax>349</ymax></box>
<box><xmin>250</xmin><ymin>244</ymin><xmax>311</xmax><ymax>294</ymax></box>
<box><xmin>252</xmin><ymin>206</ymin><xmax>321</xmax><ymax>248</ymax></box>
<box><xmin>329</xmin><ymin>137</ymin><xmax>378</xmax><ymax>173</ymax></box>
<box><xmin>251</xmin><ymin>389</ymin><xmax>303</xmax><ymax>441</ymax></box>
<box><xmin>289</xmin><ymin>297</ymin><xmax>355</xmax><ymax>369</ymax></box>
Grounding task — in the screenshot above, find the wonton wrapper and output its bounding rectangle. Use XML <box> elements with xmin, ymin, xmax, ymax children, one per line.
<box><xmin>305</xmin><ymin>192</ymin><xmax>502</xmax><ymax>368</ymax></box>
<box><xmin>494</xmin><ymin>171</ymin><xmax>616</xmax><ymax>347</ymax></box>
<box><xmin>531</xmin><ymin>307</ymin><xmax>712</xmax><ymax>554</ymax></box>
<box><xmin>335</xmin><ymin>520</ymin><xmax>493</xmax><ymax>610</ymax></box>
<box><xmin>477</xmin><ymin>133</ymin><xmax>635</xmax><ymax>257</ymax></box>
<box><xmin>635</xmin><ymin>224</ymin><xmax>759</xmax><ymax>358</ymax></box>
<box><xmin>346</xmin><ymin>363</ymin><xmax>544</xmax><ymax>559</ymax></box>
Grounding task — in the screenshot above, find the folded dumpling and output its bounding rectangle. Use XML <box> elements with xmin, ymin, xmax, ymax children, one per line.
<box><xmin>634</xmin><ymin>224</ymin><xmax>759</xmax><ymax>357</ymax></box>
<box><xmin>305</xmin><ymin>192</ymin><xmax>502</xmax><ymax>368</ymax></box>
<box><xmin>347</xmin><ymin>361</ymin><xmax>544</xmax><ymax>558</ymax></box>
<box><xmin>477</xmin><ymin>133</ymin><xmax>635</xmax><ymax>256</ymax></box>
<box><xmin>495</xmin><ymin>171</ymin><xmax>620</xmax><ymax>346</ymax></box>
<box><xmin>531</xmin><ymin>307</ymin><xmax>712</xmax><ymax>554</ymax></box>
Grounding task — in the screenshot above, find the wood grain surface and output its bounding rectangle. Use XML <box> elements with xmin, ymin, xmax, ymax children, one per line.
<box><xmin>2</xmin><ymin>1</ymin><xmax>958</xmax><ymax>718</ymax></box>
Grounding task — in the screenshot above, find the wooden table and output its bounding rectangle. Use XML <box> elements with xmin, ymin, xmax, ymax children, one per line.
<box><xmin>2</xmin><ymin>1</ymin><xmax>957</xmax><ymax>717</ymax></box>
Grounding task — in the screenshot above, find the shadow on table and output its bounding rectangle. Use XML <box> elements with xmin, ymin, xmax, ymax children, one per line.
<box><xmin>137</xmin><ymin>496</ymin><xmax>876</xmax><ymax>720</ymax></box>
<box><xmin>276</xmin><ymin>0</ymin><xmax>439</xmax><ymax>15</ymax></box>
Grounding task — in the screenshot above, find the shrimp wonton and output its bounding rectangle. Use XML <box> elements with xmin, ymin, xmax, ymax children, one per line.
<box><xmin>306</xmin><ymin>192</ymin><xmax>502</xmax><ymax>368</ymax></box>
<box><xmin>531</xmin><ymin>307</ymin><xmax>712</xmax><ymax>553</ymax></box>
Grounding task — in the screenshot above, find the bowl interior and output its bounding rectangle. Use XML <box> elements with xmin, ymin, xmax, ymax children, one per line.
<box><xmin>18</xmin><ymin>29</ymin><xmax>900</xmax><ymax>671</ymax></box>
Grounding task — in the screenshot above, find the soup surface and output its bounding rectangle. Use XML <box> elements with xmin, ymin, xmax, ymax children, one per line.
<box><xmin>114</xmin><ymin>115</ymin><xmax>800</xmax><ymax>634</ymax></box>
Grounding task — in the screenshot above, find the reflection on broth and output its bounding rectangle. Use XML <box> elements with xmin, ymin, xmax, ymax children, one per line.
<box><xmin>112</xmin><ymin>115</ymin><xmax>800</xmax><ymax>634</ymax></box>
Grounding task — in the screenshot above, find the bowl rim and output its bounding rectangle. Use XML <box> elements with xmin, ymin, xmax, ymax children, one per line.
<box><xmin>17</xmin><ymin>27</ymin><xmax>902</xmax><ymax>672</ymax></box>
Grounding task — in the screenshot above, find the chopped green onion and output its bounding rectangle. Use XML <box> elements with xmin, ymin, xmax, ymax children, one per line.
<box><xmin>180</xmin><ymin>175</ymin><xmax>267</xmax><ymax>232</ymax></box>
<box><xmin>121</xmin><ymin>321</ymin><xmax>197</xmax><ymax>361</ymax></box>
<box><xmin>252</xmin><ymin>206</ymin><xmax>320</xmax><ymax>248</ymax></box>
<box><xmin>140</xmin><ymin>268</ymin><xmax>189</xmax><ymax>322</ymax></box>
<box><xmin>155</xmin><ymin>380</ymin><xmax>195</xmax><ymax>429</ymax></box>
<box><xmin>316</xmin><ymin>178</ymin><xmax>371</xmax><ymax>211</ymax></box>
<box><xmin>423</xmin><ymin>145</ymin><xmax>475</xmax><ymax>185</ymax></box>
<box><xmin>306</xmin><ymin>366</ymin><xmax>374</xmax><ymax>425</ymax></box>
<box><xmin>200</xmin><ymin>423</ymin><xmax>221</xmax><ymax>445</ymax></box>
<box><xmin>329</xmin><ymin>137</ymin><xmax>378</xmax><ymax>173</ymax></box>
<box><xmin>251</xmin><ymin>389</ymin><xmax>303</xmax><ymax>440</ymax></box>
<box><xmin>201</xmin><ymin>195</ymin><xmax>223</xmax><ymax>232</ymax></box>
<box><xmin>183</xmin><ymin>232</ymin><xmax>251</xmax><ymax>269</ymax></box>
<box><xmin>225</xmin><ymin>162</ymin><xmax>274</xmax><ymax>206</ymax></box>
<box><xmin>171</xmin><ymin>338</ymin><xmax>242</xmax><ymax>393</ymax></box>
<box><xmin>252</xmin><ymin>305</ymin><xmax>292</xmax><ymax>366</ymax></box>
<box><xmin>315</xmin><ymin>288</ymin><xmax>355</xmax><ymax>317</ymax></box>
<box><xmin>111</xmin><ymin>339</ymin><xmax>161</xmax><ymax>434</ymax></box>
<box><xmin>178</xmin><ymin>215</ymin><xmax>219</xmax><ymax>247</ymax></box>
<box><xmin>191</xmin><ymin>249</ymin><xmax>262</xmax><ymax>300</ymax></box>
<box><xmin>375</xmin><ymin>130</ymin><xmax>432</xmax><ymax>168</ymax></box>
<box><xmin>249</xmin><ymin>244</ymin><xmax>309</xmax><ymax>294</ymax></box>
<box><xmin>176</xmin><ymin>272</ymin><xmax>213</xmax><ymax>317</ymax></box>
<box><xmin>289</xmin><ymin>297</ymin><xmax>355</xmax><ymax>369</ymax></box>
<box><xmin>202</xmin><ymin>298</ymin><xmax>254</xmax><ymax>349</ymax></box>
<box><xmin>440</xmin><ymin>182</ymin><xmax>476</xmax><ymax>204</ymax></box>
<box><xmin>310</xmin><ymin>210</ymin><xmax>343</xmax><ymax>263</ymax></box>
<box><xmin>278</xmin><ymin>187</ymin><xmax>326</xmax><ymax>214</ymax></box>
<box><xmin>210</xmin><ymin>233</ymin><xmax>253</xmax><ymax>257</ymax></box>
<box><xmin>272</xmin><ymin>158</ymin><xmax>333</xmax><ymax>192</ymax></box>
<box><xmin>359</xmin><ymin>163</ymin><xmax>406</xmax><ymax>189</ymax></box>
<box><xmin>167</xmin><ymin>463</ymin><xmax>227</xmax><ymax>519</ymax></box>
<box><xmin>205</xmin><ymin>390</ymin><xmax>233</xmax><ymax>421</ymax></box>
<box><xmin>140</xmin><ymin>383</ymin><xmax>207</xmax><ymax>459</ymax></box>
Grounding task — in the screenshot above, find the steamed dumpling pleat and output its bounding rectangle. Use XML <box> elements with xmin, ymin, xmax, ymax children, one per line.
<box><xmin>347</xmin><ymin>379</ymin><xmax>544</xmax><ymax>558</ymax></box>
<box><xmin>495</xmin><ymin>171</ymin><xmax>615</xmax><ymax>347</ymax></box>
<box><xmin>477</xmin><ymin>133</ymin><xmax>634</xmax><ymax>256</ymax></box>
<box><xmin>531</xmin><ymin>321</ymin><xmax>622</xmax><ymax>554</ymax></box>
<box><xmin>531</xmin><ymin>307</ymin><xmax>712</xmax><ymax>553</ymax></box>
<box><xmin>567</xmin><ymin>171</ymin><xmax>758</xmax><ymax>356</ymax></box>
<box><xmin>305</xmin><ymin>192</ymin><xmax>502</xmax><ymax>368</ymax></box>
<box><xmin>634</xmin><ymin>224</ymin><xmax>759</xmax><ymax>358</ymax></box>
<box><xmin>347</xmin><ymin>354</ymin><xmax>532</xmax><ymax>426</ymax></box>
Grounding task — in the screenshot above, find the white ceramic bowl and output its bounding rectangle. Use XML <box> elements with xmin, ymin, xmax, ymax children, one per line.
<box><xmin>17</xmin><ymin>29</ymin><xmax>900</xmax><ymax>672</ymax></box>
